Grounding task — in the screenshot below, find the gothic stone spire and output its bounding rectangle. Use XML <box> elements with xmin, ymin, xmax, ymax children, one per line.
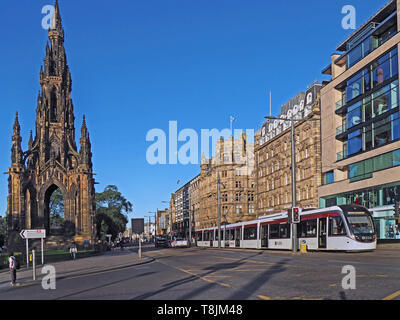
<box><xmin>11</xmin><ymin>112</ymin><xmax>23</xmax><ymax>166</ymax></box>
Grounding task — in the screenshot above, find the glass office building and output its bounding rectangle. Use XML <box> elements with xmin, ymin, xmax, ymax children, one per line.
<box><xmin>319</xmin><ymin>0</ymin><xmax>400</xmax><ymax>240</ymax></box>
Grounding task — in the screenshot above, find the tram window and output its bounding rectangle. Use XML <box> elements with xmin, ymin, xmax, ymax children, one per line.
<box><xmin>204</xmin><ymin>232</ymin><xmax>209</xmax><ymax>241</ymax></box>
<box><xmin>244</xmin><ymin>226</ymin><xmax>257</xmax><ymax>240</ymax></box>
<box><xmin>229</xmin><ymin>229</ymin><xmax>234</xmax><ymax>240</ymax></box>
<box><xmin>298</xmin><ymin>219</ymin><xmax>317</xmax><ymax>238</ymax></box>
<box><xmin>329</xmin><ymin>216</ymin><xmax>346</xmax><ymax>236</ymax></box>
<box><xmin>279</xmin><ymin>224</ymin><xmax>290</xmax><ymax>239</ymax></box>
<box><xmin>196</xmin><ymin>233</ymin><xmax>202</xmax><ymax>241</ymax></box>
<box><xmin>269</xmin><ymin>224</ymin><xmax>280</xmax><ymax>239</ymax></box>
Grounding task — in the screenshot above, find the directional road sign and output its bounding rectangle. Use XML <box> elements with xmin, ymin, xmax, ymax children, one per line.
<box><xmin>20</xmin><ymin>229</ymin><xmax>46</xmax><ymax>239</ymax></box>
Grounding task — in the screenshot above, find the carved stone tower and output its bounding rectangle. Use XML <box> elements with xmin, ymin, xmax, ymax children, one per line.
<box><xmin>7</xmin><ymin>0</ymin><xmax>96</xmax><ymax>245</ymax></box>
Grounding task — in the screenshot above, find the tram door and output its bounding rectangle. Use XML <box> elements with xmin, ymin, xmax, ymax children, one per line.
<box><xmin>319</xmin><ymin>218</ymin><xmax>327</xmax><ymax>249</ymax></box>
<box><xmin>261</xmin><ymin>225</ymin><xmax>268</xmax><ymax>248</ymax></box>
<box><xmin>235</xmin><ymin>228</ymin><xmax>241</xmax><ymax>247</ymax></box>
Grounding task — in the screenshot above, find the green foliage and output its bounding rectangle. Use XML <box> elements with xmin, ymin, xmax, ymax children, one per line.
<box><xmin>95</xmin><ymin>185</ymin><xmax>132</xmax><ymax>241</ymax></box>
<box><xmin>49</xmin><ymin>188</ymin><xmax>64</xmax><ymax>228</ymax></box>
<box><xmin>0</xmin><ymin>217</ymin><xmax>6</xmax><ymax>247</ymax></box>
<box><xmin>0</xmin><ymin>252</ymin><xmax>22</xmax><ymax>267</ymax></box>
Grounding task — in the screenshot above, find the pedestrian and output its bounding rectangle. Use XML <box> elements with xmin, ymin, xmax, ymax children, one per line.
<box><xmin>9</xmin><ymin>252</ymin><xmax>17</xmax><ymax>286</ymax></box>
<box><xmin>70</xmin><ymin>243</ymin><xmax>77</xmax><ymax>260</ymax></box>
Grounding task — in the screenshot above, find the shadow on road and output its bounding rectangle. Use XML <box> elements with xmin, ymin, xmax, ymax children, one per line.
<box><xmin>53</xmin><ymin>271</ymin><xmax>157</xmax><ymax>300</ymax></box>
<box><xmin>227</xmin><ymin>258</ymin><xmax>289</xmax><ymax>300</ymax></box>
<box><xmin>132</xmin><ymin>249</ymin><xmax>291</xmax><ymax>300</ymax></box>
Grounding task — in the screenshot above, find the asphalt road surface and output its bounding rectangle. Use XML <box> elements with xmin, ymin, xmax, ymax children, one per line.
<box><xmin>1</xmin><ymin>244</ymin><xmax>400</xmax><ymax>300</ymax></box>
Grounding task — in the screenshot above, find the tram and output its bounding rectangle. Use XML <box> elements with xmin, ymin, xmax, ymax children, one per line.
<box><xmin>196</xmin><ymin>205</ymin><xmax>376</xmax><ymax>251</ymax></box>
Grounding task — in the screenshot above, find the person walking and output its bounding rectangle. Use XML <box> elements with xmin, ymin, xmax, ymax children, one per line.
<box><xmin>70</xmin><ymin>243</ymin><xmax>77</xmax><ymax>260</ymax></box>
<box><xmin>9</xmin><ymin>252</ymin><xmax>17</xmax><ymax>286</ymax></box>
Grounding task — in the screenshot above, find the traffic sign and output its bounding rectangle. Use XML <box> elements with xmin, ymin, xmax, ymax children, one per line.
<box><xmin>20</xmin><ymin>229</ymin><xmax>46</xmax><ymax>239</ymax></box>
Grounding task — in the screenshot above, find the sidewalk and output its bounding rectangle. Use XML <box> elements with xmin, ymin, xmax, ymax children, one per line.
<box><xmin>0</xmin><ymin>247</ymin><xmax>153</xmax><ymax>291</ymax></box>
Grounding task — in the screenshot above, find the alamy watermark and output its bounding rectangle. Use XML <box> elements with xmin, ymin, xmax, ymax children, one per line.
<box><xmin>342</xmin><ymin>5</ymin><xmax>356</xmax><ymax>30</ymax></box>
<box><xmin>341</xmin><ymin>265</ymin><xmax>356</xmax><ymax>290</ymax></box>
<box><xmin>145</xmin><ymin>121</ymin><xmax>254</xmax><ymax>166</ymax></box>
<box><xmin>41</xmin><ymin>265</ymin><xmax>56</xmax><ymax>290</ymax></box>
<box><xmin>41</xmin><ymin>5</ymin><xmax>56</xmax><ymax>30</ymax></box>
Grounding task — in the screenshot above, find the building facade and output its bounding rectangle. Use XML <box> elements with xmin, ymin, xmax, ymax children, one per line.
<box><xmin>157</xmin><ymin>208</ymin><xmax>171</xmax><ymax>236</ymax></box>
<box><xmin>189</xmin><ymin>174</ymin><xmax>201</xmax><ymax>235</ymax></box>
<box><xmin>255</xmin><ymin>83</ymin><xmax>322</xmax><ymax>215</ymax></box>
<box><xmin>144</xmin><ymin>222</ymin><xmax>155</xmax><ymax>240</ymax></box>
<box><xmin>6</xmin><ymin>1</ymin><xmax>96</xmax><ymax>246</ymax></box>
<box><xmin>319</xmin><ymin>0</ymin><xmax>400</xmax><ymax>240</ymax></box>
<box><xmin>199</xmin><ymin>133</ymin><xmax>255</xmax><ymax>229</ymax></box>
<box><xmin>172</xmin><ymin>183</ymin><xmax>190</xmax><ymax>237</ymax></box>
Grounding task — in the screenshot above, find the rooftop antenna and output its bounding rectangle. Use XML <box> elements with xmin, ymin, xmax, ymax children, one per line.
<box><xmin>267</xmin><ymin>90</ymin><xmax>272</xmax><ymax>122</ymax></box>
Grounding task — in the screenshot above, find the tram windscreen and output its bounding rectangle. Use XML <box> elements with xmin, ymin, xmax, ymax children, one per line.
<box><xmin>340</xmin><ymin>205</ymin><xmax>376</xmax><ymax>236</ymax></box>
<box><xmin>347</xmin><ymin>215</ymin><xmax>375</xmax><ymax>235</ymax></box>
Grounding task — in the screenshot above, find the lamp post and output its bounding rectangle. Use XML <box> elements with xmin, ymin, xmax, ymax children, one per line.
<box><xmin>264</xmin><ymin>114</ymin><xmax>319</xmax><ymax>253</ymax></box>
<box><xmin>217</xmin><ymin>171</ymin><xmax>221</xmax><ymax>248</ymax></box>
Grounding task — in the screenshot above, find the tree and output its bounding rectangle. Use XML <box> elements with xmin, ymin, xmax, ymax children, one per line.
<box><xmin>0</xmin><ymin>216</ymin><xmax>6</xmax><ymax>247</ymax></box>
<box><xmin>95</xmin><ymin>185</ymin><xmax>132</xmax><ymax>240</ymax></box>
<box><xmin>49</xmin><ymin>188</ymin><xmax>64</xmax><ymax>228</ymax></box>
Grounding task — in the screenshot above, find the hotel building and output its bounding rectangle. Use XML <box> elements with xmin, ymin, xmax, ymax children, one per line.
<box><xmin>255</xmin><ymin>83</ymin><xmax>322</xmax><ymax>215</ymax></box>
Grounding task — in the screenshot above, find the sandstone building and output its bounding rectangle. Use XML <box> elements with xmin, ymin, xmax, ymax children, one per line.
<box><xmin>255</xmin><ymin>83</ymin><xmax>322</xmax><ymax>215</ymax></box>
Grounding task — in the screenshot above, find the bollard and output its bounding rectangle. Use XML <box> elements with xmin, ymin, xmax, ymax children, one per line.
<box><xmin>32</xmin><ymin>250</ymin><xmax>36</xmax><ymax>280</ymax></box>
<box><xmin>300</xmin><ymin>241</ymin><xmax>307</xmax><ymax>253</ymax></box>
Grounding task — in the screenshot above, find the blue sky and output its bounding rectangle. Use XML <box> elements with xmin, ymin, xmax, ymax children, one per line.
<box><xmin>0</xmin><ymin>0</ymin><xmax>386</xmax><ymax>222</ymax></box>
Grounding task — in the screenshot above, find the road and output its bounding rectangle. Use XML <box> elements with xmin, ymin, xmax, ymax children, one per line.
<box><xmin>1</xmin><ymin>244</ymin><xmax>399</xmax><ymax>300</ymax></box>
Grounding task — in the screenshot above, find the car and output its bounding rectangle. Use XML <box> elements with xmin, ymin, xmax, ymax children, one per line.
<box><xmin>155</xmin><ymin>237</ymin><xmax>170</xmax><ymax>248</ymax></box>
<box><xmin>171</xmin><ymin>238</ymin><xmax>188</xmax><ymax>248</ymax></box>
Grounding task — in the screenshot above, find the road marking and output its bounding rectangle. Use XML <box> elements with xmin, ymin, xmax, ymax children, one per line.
<box><xmin>382</xmin><ymin>290</ymin><xmax>400</xmax><ymax>300</ymax></box>
<box><xmin>179</xmin><ymin>268</ymin><xmax>231</xmax><ymax>288</ymax></box>
<box><xmin>257</xmin><ymin>295</ymin><xmax>271</xmax><ymax>300</ymax></box>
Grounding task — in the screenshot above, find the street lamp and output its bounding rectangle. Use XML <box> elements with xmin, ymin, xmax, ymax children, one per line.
<box><xmin>264</xmin><ymin>114</ymin><xmax>320</xmax><ymax>253</ymax></box>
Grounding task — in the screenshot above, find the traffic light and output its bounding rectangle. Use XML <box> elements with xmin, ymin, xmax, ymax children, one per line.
<box><xmin>288</xmin><ymin>207</ymin><xmax>301</xmax><ymax>224</ymax></box>
<box><xmin>292</xmin><ymin>207</ymin><xmax>301</xmax><ymax>224</ymax></box>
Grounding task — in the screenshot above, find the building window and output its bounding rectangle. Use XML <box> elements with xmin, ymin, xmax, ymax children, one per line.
<box><xmin>248</xmin><ymin>193</ymin><xmax>254</xmax><ymax>202</ymax></box>
<box><xmin>349</xmin><ymin>148</ymin><xmax>400</xmax><ymax>182</ymax></box>
<box><xmin>235</xmin><ymin>193</ymin><xmax>242</xmax><ymax>202</ymax></box>
<box><xmin>322</xmin><ymin>171</ymin><xmax>334</xmax><ymax>185</ymax></box>
<box><xmin>235</xmin><ymin>205</ymin><xmax>242</xmax><ymax>215</ymax></box>
<box><xmin>248</xmin><ymin>205</ymin><xmax>255</xmax><ymax>214</ymax></box>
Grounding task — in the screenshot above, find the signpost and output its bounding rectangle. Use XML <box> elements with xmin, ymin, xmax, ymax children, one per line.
<box><xmin>106</xmin><ymin>234</ymin><xmax>112</xmax><ymax>244</ymax></box>
<box><xmin>20</xmin><ymin>229</ymin><xmax>46</xmax><ymax>270</ymax></box>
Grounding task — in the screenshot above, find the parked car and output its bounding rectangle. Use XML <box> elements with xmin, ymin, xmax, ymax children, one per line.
<box><xmin>171</xmin><ymin>238</ymin><xmax>188</xmax><ymax>248</ymax></box>
<box><xmin>155</xmin><ymin>237</ymin><xmax>170</xmax><ymax>248</ymax></box>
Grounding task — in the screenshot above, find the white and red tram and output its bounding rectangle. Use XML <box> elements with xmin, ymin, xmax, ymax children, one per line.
<box><xmin>196</xmin><ymin>205</ymin><xmax>376</xmax><ymax>251</ymax></box>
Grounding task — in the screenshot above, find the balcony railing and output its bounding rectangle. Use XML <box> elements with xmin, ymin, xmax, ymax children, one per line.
<box><xmin>336</xmin><ymin>123</ymin><xmax>346</xmax><ymax>136</ymax></box>
<box><xmin>335</xmin><ymin>97</ymin><xmax>346</xmax><ymax>111</ymax></box>
<box><xmin>336</xmin><ymin>150</ymin><xmax>348</xmax><ymax>161</ymax></box>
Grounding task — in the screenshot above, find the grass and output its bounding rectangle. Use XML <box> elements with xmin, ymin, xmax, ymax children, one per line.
<box><xmin>0</xmin><ymin>249</ymin><xmax>102</xmax><ymax>269</ymax></box>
